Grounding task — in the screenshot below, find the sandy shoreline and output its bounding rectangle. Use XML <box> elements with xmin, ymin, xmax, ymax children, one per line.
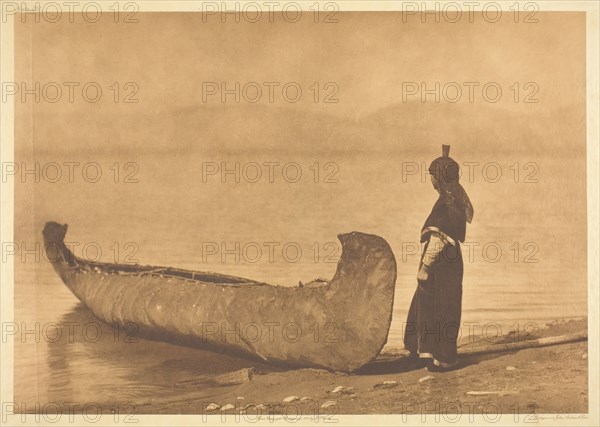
<box><xmin>122</xmin><ymin>317</ymin><xmax>587</xmax><ymax>415</ymax></box>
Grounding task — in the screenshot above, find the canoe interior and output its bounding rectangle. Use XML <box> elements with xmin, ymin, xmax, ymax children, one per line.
<box><xmin>73</xmin><ymin>259</ymin><xmax>263</xmax><ymax>286</ymax></box>
<box><xmin>44</xmin><ymin>221</ymin><xmax>266</xmax><ymax>285</ymax></box>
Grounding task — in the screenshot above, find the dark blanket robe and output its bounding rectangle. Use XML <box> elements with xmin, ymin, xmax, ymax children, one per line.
<box><xmin>404</xmin><ymin>194</ymin><xmax>465</xmax><ymax>367</ymax></box>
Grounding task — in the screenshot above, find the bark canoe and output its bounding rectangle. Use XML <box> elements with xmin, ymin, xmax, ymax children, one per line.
<box><xmin>43</xmin><ymin>222</ymin><xmax>397</xmax><ymax>372</ymax></box>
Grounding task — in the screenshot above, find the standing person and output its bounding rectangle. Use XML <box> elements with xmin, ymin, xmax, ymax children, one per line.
<box><xmin>404</xmin><ymin>145</ymin><xmax>474</xmax><ymax>372</ymax></box>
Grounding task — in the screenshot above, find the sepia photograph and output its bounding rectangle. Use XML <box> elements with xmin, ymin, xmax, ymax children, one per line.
<box><xmin>0</xmin><ymin>1</ymin><xmax>598</xmax><ymax>425</ymax></box>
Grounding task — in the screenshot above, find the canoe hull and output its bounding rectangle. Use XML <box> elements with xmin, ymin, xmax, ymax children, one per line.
<box><xmin>43</xmin><ymin>222</ymin><xmax>397</xmax><ymax>372</ymax></box>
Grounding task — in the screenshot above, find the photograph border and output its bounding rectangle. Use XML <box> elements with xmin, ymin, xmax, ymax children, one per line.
<box><xmin>1</xmin><ymin>1</ymin><xmax>598</xmax><ymax>425</ymax></box>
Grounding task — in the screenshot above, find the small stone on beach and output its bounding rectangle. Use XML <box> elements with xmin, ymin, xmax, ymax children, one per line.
<box><xmin>506</xmin><ymin>366</ymin><xmax>517</xmax><ymax>371</ymax></box>
<box><xmin>330</xmin><ymin>385</ymin><xmax>354</xmax><ymax>394</ymax></box>
<box><xmin>255</xmin><ymin>404</ymin><xmax>268</xmax><ymax>410</ymax></box>
<box><xmin>205</xmin><ymin>403</ymin><xmax>220</xmax><ymax>411</ymax></box>
<box><xmin>283</xmin><ymin>396</ymin><xmax>299</xmax><ymax>403</ymax></box>
<box><xmin>582</xmin><ymin>353</ymin><xmax>588</xmax><ymax>360</ymax></box>
<box><xmin>300</xmin><ymin>397</ymin><xmax>312</xmax><ymax>402</ymax></box>
<box><xmin>374</xmin><ymin>380</ymin><xmax>399</xmax><ymax>389</ymax></box>
<box><xmin>321</xmin><ymin>400</ymin><xmax>337</xmax><ymax>409</ymax></box>
<box><xmin>220</xmin><ymin>404</ymin><xmax>235</xmax><ymax>411</ymax></box>
<box><xmin>418</xmin><ymin>375</ymin><xmax>435</xmax><ymax>383</ymax></box>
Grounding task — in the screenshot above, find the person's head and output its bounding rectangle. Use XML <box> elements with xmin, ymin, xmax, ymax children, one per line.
<box><xmin>427</xmin><ymin>145</ymin><xmax>474</xmax><ymax>224</ymax></box>
<box><xmin>428</xmin><ymin>145</ymin><xmax>460</xmax><ymax>191</ymax></box>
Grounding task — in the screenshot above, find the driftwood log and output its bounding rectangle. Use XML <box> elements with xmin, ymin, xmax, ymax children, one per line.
<box><xmin>378</xmin><ymin>333</ymin><xmax>587</xmax><ymax>361</ymax></box>
<box><xmin>460</xmin><ymin>333</ymin><xmax>588</xmax><ymax>356</ymax></box>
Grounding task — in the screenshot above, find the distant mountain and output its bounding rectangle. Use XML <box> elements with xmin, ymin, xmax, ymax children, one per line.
<box><xmin>24</xmin><ymin>101</ymin><xmax>585</xmax><ymax>158</ymax></box>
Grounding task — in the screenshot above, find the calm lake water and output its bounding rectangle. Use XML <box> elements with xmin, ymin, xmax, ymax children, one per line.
<box><xmin>13</xmin><ymin>151</ymin><xmax>587</xmax><ymax>408</ymax></box>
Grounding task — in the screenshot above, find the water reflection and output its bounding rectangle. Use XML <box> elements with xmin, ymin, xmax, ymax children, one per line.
<box><xmin>44</xmin><ymin>304</ymin><xmax>273</xmax><ymax>410</ymax></box>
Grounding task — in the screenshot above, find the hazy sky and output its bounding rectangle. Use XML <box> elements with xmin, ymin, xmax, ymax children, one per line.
<box><xmin>16</xmin><ymin>11</ymin><xmax>585</xmax><ymax>119</ymax></box>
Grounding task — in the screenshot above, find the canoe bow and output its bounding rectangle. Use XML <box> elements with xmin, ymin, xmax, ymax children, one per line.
<box><xmin>43</xmin><ymin>222</ymin><xmax>397</xmax><ymax>372</ymax></box>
